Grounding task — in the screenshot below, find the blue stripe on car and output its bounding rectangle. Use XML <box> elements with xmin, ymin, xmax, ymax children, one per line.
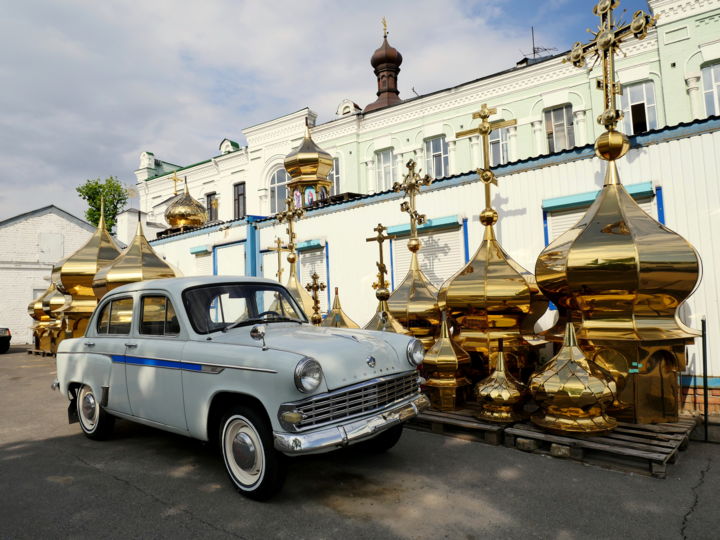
<box><xmin>111</xmin><ymin>355</ymin><xmax>202</xmax><ymax>371</ymax></box>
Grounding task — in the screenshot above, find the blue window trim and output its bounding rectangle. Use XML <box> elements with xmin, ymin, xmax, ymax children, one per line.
<box><xmin>189</xmin><ymin>245</ymin><xmax>211</xmax><ymax>255</ymax></box>
<box><xmin>296</xmin><ymin>239</ymin><xmax>325</xmax><ymax>252</ymax></box>
<box><xmin>389</xmin><ymin>239</ymin><xmax>395</xmax><ymax>291</ymax></box>
<box><xmin>387</xmin><ymin>214</ymin><xmax>460</xmax><ymax>236</ymax></box>
<box><xmin>542</xmin><ymin>210</ymin><xmax>549</xmax><ymax>247</ymax></box>
<box><xmin>212</xmin><ymin>240</ymin><xmax>247</xmax><ymax>276</ymax></box>
<box><xmin>655</xmin><ymin>186</ymin><xmax>665</xmax><ymax>225</ymax></box>
<box><xmin>541</xmin><ymin>181</ymin><xmax>655</xmax><ymax>211</ymax></box>
<box><xmin>325</xmin><ymin>242</ymin><xmax>331</xmax><ymax>309</ymax></box>
<box><xmin>462</xmin><ymin>218</ymin><xmax>470</xmax><ymax>263</ymax></box>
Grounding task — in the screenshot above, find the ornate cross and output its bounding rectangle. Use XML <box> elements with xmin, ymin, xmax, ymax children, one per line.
<box><xmin>305</xmin><ymin>272</ymin><xmax>326</xmax><ymax>325</ymax></box>
<box><xmin>268</xmin><ymin>237</ymin><xmax>290</xmax><ymax>282</ymax></box>
<box><xmin>564</xmin><ymin>0</ymin><xmax>656</xmax><ymax>132</ymax></box>
<box><xmin>366</xmin><ymin>223</ymin><xmax>396</xmax><ymax>292</ymax></box>
<box><xmin>392</xmin><ymin>160</ymin><xmax>432</xmax><ymax>244</ymax></box>
<box><xmin>276</xmin><ymin>196</ymin><xmax>304</xmax><ymax>258</ymax></box>
<box><xmin>169</xmin><ymin>172</ymin><xmax>182</xmax><ymax>195</ymax></box>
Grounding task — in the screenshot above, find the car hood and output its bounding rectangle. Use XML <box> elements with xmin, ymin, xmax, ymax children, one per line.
<box><xmin>211</xmin><ymin>324</ymin><xmax>413</xmax><ymax>390</ymax></box>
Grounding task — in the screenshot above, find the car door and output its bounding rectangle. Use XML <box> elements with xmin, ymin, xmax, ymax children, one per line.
<box><xmin>90</xmin><ymin>295</ymin><xmax>134</xmax><ymax>415</ymax></box>
<box><xmin>124</xmin><ymin>293</ymin><xmax>188</xmax><ymax>430</ymax></box>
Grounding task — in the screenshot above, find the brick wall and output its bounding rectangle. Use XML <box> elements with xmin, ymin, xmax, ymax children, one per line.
<box><xmin>681</xmin><ymin>386</ymin><xmax>720</xmax><ymax>416</ymax></box>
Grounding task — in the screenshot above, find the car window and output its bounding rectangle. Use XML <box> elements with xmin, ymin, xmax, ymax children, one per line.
<box><xmin>183</xmin><ymin>283</ymin><xmax>307</xmax><ymax>334</ymax></box>
<box><xmin>140</xmin><ymin>296</ymin><xmax>181</xmax><ymax>336</ymax></box>
<box><xmin>97</xmin><ymin>297</ymin><xmax>134</xmax><ymax>335</ymax></box>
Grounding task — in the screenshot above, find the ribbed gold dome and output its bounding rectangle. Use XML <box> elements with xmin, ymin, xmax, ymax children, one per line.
<box><xmin>52</xmin><ymin>210</ymin><xmax>121</xmax><ymax>338</ymax></box>
<box><xmin>283</xmin><ymin>124</ymin><xmax>333</xmax><ymax>207</ymax></box>
<box><xmin>93</xmin><ymin>221</ymin><xmax>180</xmax><ymax>300</ymax></box>
<box><xmin>165</xmin><ymin>180</ymin><xmax>208</xmax><ymax>229</ymax></box>
<box><xmin>321</xmin><ymin>288</ymin><xmax>359</xmax><ymax>328</ymax></box>
<box><xmin>475</xmin><ymin>343</ymin><xmax>528</xmax><ymax>423</ymax></box>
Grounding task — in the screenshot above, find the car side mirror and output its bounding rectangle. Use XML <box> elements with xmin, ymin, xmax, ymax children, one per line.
<box><xmin>250</xmin><ymin>324</ymin><xmax>268</xmax><ymax>351</ymax></box>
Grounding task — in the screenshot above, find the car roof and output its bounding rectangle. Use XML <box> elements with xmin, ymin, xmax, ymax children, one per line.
<box><xmin>107</xmin><ymin>276</ymin><xmax>280</xmax><ymax>296</ymax></box>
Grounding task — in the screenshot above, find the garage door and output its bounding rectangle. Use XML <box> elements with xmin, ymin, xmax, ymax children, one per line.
<box><xmin>391</xmin><ymin>228</ymin><xmax>464</xmax><ymax>290</ymax></box>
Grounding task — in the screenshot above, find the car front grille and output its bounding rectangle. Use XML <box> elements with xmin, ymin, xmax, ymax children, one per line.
<box><xmin>292</xmin><ymin>371</ymin><xmax>420</xmax><ymax>430</ymax></box>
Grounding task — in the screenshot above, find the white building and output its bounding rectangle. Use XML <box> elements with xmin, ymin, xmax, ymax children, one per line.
<box><xmin>0</xmin><ymin>206</ymin><xmax>94</xmax><ymax>344</ymax></box>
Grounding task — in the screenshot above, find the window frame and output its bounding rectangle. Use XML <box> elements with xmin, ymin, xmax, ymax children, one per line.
<box><xmin>544</xmin><ymin>104</ymin><xmax>575</xmax><ymax>153</ymax></box>
<box><xmin>206</xmin><ymin>192</ymin><xmax>218</xmax><ymax>222</ymax></box>
<box><xmin>620</xmin><ymin>80</ymin><xmax>657</xmax><ymax>135</ymax></box>
<box><xmin>702</xmin><ymin>63</ymin><xmax>720</xmax><ymax>116</ymax></box>
<box><xmin>489</xmin><ymin>126</ymin><xmax>509</xmax><ymax>167</ymax></box>
<box><xmin>270</xmin><ymin>168</ymin><xmax>291</xmax><ymax>214</ymax></box>
<box><xmin>327</xmin><ymin>157</ymin><xmax>341</xmax><ymax>195</ymax></box>
<box><xmin>233</xmin><ymin>182</ymin><xmax>246</xmax><ymax>220</ymax></box>
<box><xmin>424</xmin><ymin>136</ymin><xmax>449</xmax><ymax>178</ymax></box>
<box><xmin>95</xmin><ymin>296</ymin><xmax>135</xmax><ymax>336</ymax></box>
<box><xmin>139</xmin><ymin>295</ymin><xmax>181</xmax><ymax>337</ymax></box>
<box><xmin>375</xmin><ymin>148</ymin><xmax>395</xmax><ymax>192</ymax></box>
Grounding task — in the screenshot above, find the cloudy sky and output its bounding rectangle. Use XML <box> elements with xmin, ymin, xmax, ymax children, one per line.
<box><xmin>0</xmin><ymin>0</ymin><xmax>650</xmax><ymax>222</ymax></box>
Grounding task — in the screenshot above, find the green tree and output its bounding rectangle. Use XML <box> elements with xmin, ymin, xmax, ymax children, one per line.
<box><xmin>76</xmin><ymin>176</ymin><xmax>129</xmax><ymax>231</ymax></box>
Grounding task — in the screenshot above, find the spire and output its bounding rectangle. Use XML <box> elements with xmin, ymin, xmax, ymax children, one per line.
<box><xmin>364</xmin><ymin>19</ymin><xmax>403</xmax><ymax>113</ymax></box>
<box><xmin>321</xmin><ymin>288</ymin><xmax>360</xmax><ymax>328</ymax></box>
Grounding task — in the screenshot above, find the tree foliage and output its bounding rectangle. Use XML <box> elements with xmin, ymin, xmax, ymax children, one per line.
<box><xmin>76</xmin><ymin>177</ymin><xmax>129</xmax><ymax>231</ymax></box>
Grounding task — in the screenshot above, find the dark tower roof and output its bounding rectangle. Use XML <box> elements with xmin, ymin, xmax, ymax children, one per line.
<box><xmin>364</xmin><ymin>32</ymin><xmax>403</xmax><ymax>113</ymax></box>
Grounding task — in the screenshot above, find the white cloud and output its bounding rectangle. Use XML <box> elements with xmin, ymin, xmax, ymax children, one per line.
<box><xmin>0</xmin><ymin>0</ymin><xmax>584</xmax><ymax>222</ymax></box>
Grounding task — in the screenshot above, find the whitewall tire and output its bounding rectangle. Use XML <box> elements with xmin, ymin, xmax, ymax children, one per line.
<box><xmin>77</xmin><ymin>384</ymin><xmax>114</xmax><ymax>440</ymax></box>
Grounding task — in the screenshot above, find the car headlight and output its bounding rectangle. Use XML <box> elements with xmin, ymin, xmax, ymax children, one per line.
<box><xmin>294</xmin><ymin>357</ymin><xmax>323</xmax><ymax>393</ymax></box>
<box><xmin>406</xmin><ymin>338</ymin><xmax>424</xmax><ymax>367</ymax></box>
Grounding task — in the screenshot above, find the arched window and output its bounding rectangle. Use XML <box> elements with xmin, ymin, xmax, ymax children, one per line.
<box><xmin>327</xmin><ymin>157</ymin><xmax>340</xmax><ymax>195</ymax></box>
<box><xmin>270</xmin><ymin>168</ymin><xmax>291</xmax><ymax>214</ymax></box>
<box><xmin>702</xmin><ymin>63</ymin><xmax>720</xmax><ymax>116</ymax></box>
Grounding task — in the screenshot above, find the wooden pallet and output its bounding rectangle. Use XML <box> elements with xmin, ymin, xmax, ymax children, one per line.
<box><xmin>27</xmin><ymin>349</ymin><xmax>54</xmax><ymax>357</ymax></box>
<box><xmin>407</xmin><ymin>405</ymin><xmax>505</xmax><ymax>445</ymax></box>
<box><xmin>504</xmin><ymin>416</ymin><xmax>697</xmax><ymax>478</ymax></box>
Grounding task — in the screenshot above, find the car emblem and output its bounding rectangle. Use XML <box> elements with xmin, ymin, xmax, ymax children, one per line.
<box><xmin>366</xmin><ymin>356</ymin><xmax>376</xmax><ymax>368</ymax></box>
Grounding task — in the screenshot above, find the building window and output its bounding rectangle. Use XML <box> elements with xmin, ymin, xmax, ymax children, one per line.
<box><xmin>489</xmin><ymin>127</ymin><xmax>509</xmax><ymax>166</ymax></box>
<box><xmin>544</xmin><ymin>104</ymin><xmax>575</xmax><ymax>153</ymax></box>
<box><xmin>233</xmin><ymin>182</ymin><xmax>246</xmax><ymax>220</ymax></box>
<box><xmin>270</xmin><ymin>168</ymin><xmax>291</xmax><ymax>214</ymax></box>
<box><xmin>206</xmin><ymin>192</ymin><xmax>218</xmax><ymax>222</ymax></box>
<box><xmin>621</xmin><ymin>81</ymin><xmax>657</xmax><ymax>134</ymax></box>
<box><xmin>327</xmin><ymin>157</ymin><xmax>340</xmax><ymax>195</ymax></box>
<box><xmin>376</xmin><ymin>149</ymin><xmax>394</xmax><ymax>191</ymax></box>
<box><xmin>702</xmin><ymin>63</ymin><xmax>720</xmax><ymax>116</ymax></box>
<box><xmin>424</xmin><ymin>137</ymin><xmax>449</xmax><ymax>178</ymax></box>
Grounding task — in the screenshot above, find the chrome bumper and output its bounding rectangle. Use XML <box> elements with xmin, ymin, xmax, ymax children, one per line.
<box><xmin>273</xmin><ymin>393</ymin><xmax>429</xmax><ymax>455</ymax></box>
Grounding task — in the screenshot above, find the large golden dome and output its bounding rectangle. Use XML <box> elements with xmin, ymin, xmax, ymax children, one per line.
<box><xmin>93</xmin><ymin>220</ymin><xmax>180</xmax><ymax>299</ymax></box>
<box><xmin>165</xmin><ymin>180</ymin><xmax>208</xmax><ymax>229</ymax></box>
<box><xmin>283</xmin><ymin>124</ymin><xmax>333</xmax><ymax>207</ymax></box>
<box><xmin>320</xmin><ymin>288</ymin><xmax>359</xmax><ymax>328</ymax></box>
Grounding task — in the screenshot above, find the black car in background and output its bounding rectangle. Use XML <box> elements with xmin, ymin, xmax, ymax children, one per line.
<box><xmin>0</xmin><ymin>328</ymin><xmax>11</xmax><ymax>353</ymax></box>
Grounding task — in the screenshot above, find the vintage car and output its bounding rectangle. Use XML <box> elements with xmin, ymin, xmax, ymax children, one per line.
<box><xmin>54</xmin><ymin>276</ymin><xmax>428</xmax><ymax>499</ymax></box>
<box><xmin>0</xmin><ymin>327</ymin><xmax>10</xmax><ymax>354</ymax></box>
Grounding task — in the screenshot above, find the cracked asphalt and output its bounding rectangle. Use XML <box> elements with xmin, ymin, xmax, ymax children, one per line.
<box><xmin>1</xmin><ymin>346</ymin><xmax>719</xmax><ymax>540</ymax></box>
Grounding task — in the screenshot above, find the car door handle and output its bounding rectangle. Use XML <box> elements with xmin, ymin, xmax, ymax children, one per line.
<box><xmin>125</xmin><ymin>343</ymin><xmax>138</xmax><ymax>349</ymax></box>
<box><xmin>84</xmin><ymin>342</ymin><xmax>95</xmax><ymax>347</ymax></box>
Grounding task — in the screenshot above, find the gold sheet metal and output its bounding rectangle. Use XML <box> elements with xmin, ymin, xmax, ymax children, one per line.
<box><xmin>422</xmin><ymin>312</ymin><xmax>471</xmax><ymax>410</ymax></box>
<box><xmin>52</xmin><ymin>212</ymin><xmax>121</xmax><ymax>338</ymax></box>
<box><xmin>475</xmin><ymin>343</ymin><xmax>528</xmax><ymax>423</ymax></box>
<box><xmin>93</xmin><ymin>220</ymin><xmax>180</xmax><ymax>299</ymax></box>
<box><xmin>284</xmin><ymin>122</ymin><xmax>333</xmax><ymax>207</ymax></box>
<box><xmin>321</xmin><ymin>288</ymin><xmax>360</xmax><ymax>328</ymax></box>
<box><xmin>165</xmin><ymin>179</ymin><xmax>208</xmax><ymax>229</ymax></box>
<box><xmin>530</xmin><ymin>323</ymin><xmax>617</xmax><ymax>434</ymax></box>
<box><xmin>284</xmin><ymin>252</ymin><xmax>315</xmax><ymax>317</ymax></box>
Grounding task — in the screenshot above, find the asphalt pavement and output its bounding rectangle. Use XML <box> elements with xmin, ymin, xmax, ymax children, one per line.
<box><xmin>1</xmin><ymin>345</ymin><xmax>718</xmax><ymax>539</ymax></box>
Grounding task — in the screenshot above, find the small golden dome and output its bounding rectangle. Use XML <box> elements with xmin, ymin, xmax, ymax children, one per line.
<box><xmin>529</xmin><ymin>323</ymin><xmax>617</xmax><ymax>434</ymax></box>
<box><xmin>283</xmin><ymin>124</ymin><xmax>333</xmax><ymax>206</ymax></box>
<box><xmin>93</xmin><ymin>221</ymin><xmax>180</xmax><ymax>299</ymax></box>
<box><xmin>165</xmin><ymin>180</ymin><xmax>208</xmax><ymax>229</ymax></box>
<box><xmin>321</xmin><ymin>288</ymin><xmax>359</xmax><ymax>328</ymax></box>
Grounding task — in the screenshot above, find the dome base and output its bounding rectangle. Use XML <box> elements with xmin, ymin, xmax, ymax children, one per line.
<box><xmin>531</xmin><ymin>409</ymin><xmax>617</xmax><ymax>435</ymax></box>
<box><xmin>474</xmin><ymin>404</ymin><xmax>526</xmax><ymax>423</ymax></box>
<box><xmin>424</xmin><ymin>376</ymin><xmax>472</xmax><ymax>411</ymax></box>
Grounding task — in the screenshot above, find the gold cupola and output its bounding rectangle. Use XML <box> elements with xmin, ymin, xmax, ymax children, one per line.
<box><xmin>93</xmin><ymin>219</ymin><xmax>180</xmax><ymax>300</ymax></box>
<box><xmin>439</xmin><ymin>104</ymin><xmax>547</xmax><ymax>376</ymax></box>
<box><xmin>283</xmin><ymin>121</ymin><xmax>333</xmax><ymax>207</ymax></box>
<box><xmin>475</xmin><ymin>340</ymin><xmax>528</xmax><ymax>423</ymax></box>
<box><xmin>529</xmin><ymin>323</ymin><xmax>617</xmax><ymax>434</ymax></box>
<box><xmin>535</xmin><ymin>3</ymin><xmax>695</xmax><ymax>424</ymax></box>
<box><xmin>321</xmin><ymin>288</ymin><xmax>360</xmax><ymax>329</ymax></box>
<box><xmin>386</xmin><ymin>160</ymin><xmax>441</xmax><ymax>349</ymax></box>
<box><xmin>28</xmin><ymin>284</ymin><xmax>65</xmax><ymax>353</ymax></box>
<box><xmin>52</xmin><ymin>206</ymin><xmax>121</xmax><ymax>338</ymax></box>
<box><xmin>422</xmin><ymin>312</ymin><xmax>472</xmax><ymax>410</ymax></box>
<box><xmin>164</xmin><ymin>178</ymin><xmax>208</xmax><ymax>229</ymax></box>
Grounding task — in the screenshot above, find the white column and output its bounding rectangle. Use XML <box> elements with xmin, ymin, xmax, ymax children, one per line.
<box><xmin>365</xmin><ymin>160</ymin><xmax>376</xmax><ymax>194</ymax></box>
<box><xmin>470</xmin><ymin>136</ymin><xmax>481</xmax><ymax>168</ymax></box>
<box><xmin>447</xmin><ymin>139</ymin><xmax>457</xmax><ymax>175</ymax></box>
<box><xmin>506</xmin><ymin>127</ymin><xmax>518</xmax><ymax>162</ymax></box>
<box><xmin>531</xmin><ymin>120</ymin><xmax>545</xmax><ymax>156</ymax></box>
<box><xmin>573</xmin><ymin>110</ymin><xmax>587</xmax><ymax>147</ymax></box>
<box><xmin>685</xmin><ymin>74</ymin><xmax>702</xmax><ymax>120</ymax></box>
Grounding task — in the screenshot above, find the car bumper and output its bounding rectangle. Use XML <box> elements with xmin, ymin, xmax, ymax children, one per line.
<box><xmin>273</xmin><ymin>393</ymin><xmax>430</xmax><ymax>455</ymax></box>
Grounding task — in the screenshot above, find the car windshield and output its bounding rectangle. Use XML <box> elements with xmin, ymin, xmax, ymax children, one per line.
<box><xmin>182</xmin><ymin>283</ymin><xmax>307</xmax><ymax>334</ymax></box>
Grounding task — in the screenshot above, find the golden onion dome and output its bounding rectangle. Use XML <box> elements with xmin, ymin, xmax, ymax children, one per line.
<box><xmin>535</xmin><ymin>160</ymin><xmax>700</xmax><ymax>343</ymax></box>
<box><xmin>165</xmin><ymin>180</ymin><xmax>208</xmax><ymax>229</ymax></box>
<box><xmin>283</xmin><ymin>251</ymin><xmax>315</xmax><ymax>316</ymax></box>
<box><xmin>28</xmin><ymin>285</ymin><xmax>54</xmax><ymax>322</ymax></box>
<box><xmin>283</xmin><ymin>124</ymin><xmax>333</xmax><ymax>207</ymax></box>
<box><xmin>93</xmin><ymin>220</ymin><xmax>180</xmax><ymax>300</ymax></box>
<box><xmin>474</xmin><ymin>342</ymin><xmax>528</xmax><ymax>423</ymax></box>
<box><xmin>320</xmin><ymin>288</ymin><xmax>359</xmax><ymax>328</ymax></box>
<box><xmin>529</xmin><ymin>323</ymin><xmax>617</xmax><ymax>434</ymax></box>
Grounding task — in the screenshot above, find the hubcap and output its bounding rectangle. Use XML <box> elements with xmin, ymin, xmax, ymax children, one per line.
<box><xmin>82</xmin><ymin>392</ymin><xmax>96</xmax><ymax>423</ymax></box>
<box><xmin>232</xmin><ymin>432</ymin><xmax>256</xmax><ymax>471</ymax></box>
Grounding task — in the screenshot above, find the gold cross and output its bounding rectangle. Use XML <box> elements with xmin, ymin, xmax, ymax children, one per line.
<box><xmin>305</xmin><ymin>272</ymin><xmax>326</xmax><ymax>325</ymax></box>
<box><xmin>392</xmin><ymin>160</ymin><xmax>432</xmax><ymax>243</ymax></box>
<box><xmin>456</xmin><ymin>104</ymin><xmax>517</xmax><ymax>140</ymax></box>
<box><xmin>564</xmin><ymin>0</ymin><xmax>656</xmax><ymax>131</ymax></box>
<box><xmin>268</xmin><ymin>237</ymin><xmax>290</xmax><ymax>282</ymax></box>
<box><xmin>169</xmin><ymin>172</ymin><xmax>182</xmax><ymax>195</ymax></box>
<box><xmin>276</xmin><ymin>196</ymin><xmax>304</xmax><ymax>258</ymax></box>
<box><xmin>366</xmin><ymin>223</ymin><xmax>396</xmax><ymax>291</ymax></box>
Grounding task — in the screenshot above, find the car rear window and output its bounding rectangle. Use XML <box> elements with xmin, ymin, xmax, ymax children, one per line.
<box><xmin>97</xmin><ymin>297</ymin><xmax>134</xmax><ymax>335</ymax></box>
<box><xmin>140</xmin><ymin>296</ymin><xmax>180</xmax><ymax>336</ymax></box>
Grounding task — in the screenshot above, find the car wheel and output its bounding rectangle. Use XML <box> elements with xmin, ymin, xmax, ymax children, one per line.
<box><xmin>220</xmin><ymin>406</ymin><xmax>286</xmax><ymax>501</ymax></box>
<box><xmin>355</xmin><ymin>423</ymin><xmax>404</xmax><ymax>453</ymax></box>
<box><xmin>0</xmin><ymin>342</ymin><xmax>9</xmax><ymax>354</ymax></box>
<box><xmin>77</xmin><ymin>384</ymin><xmax>115</xmax><ymax>440</ymax></box>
